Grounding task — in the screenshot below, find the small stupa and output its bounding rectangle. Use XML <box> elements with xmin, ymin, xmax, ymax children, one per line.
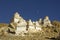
<box><xmin>43</xmin><ymin>16</ymin><xmax>52</xmax><ymax>27</ymax></box>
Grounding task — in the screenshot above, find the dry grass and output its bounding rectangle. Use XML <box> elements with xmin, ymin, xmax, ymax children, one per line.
<box><xmin>0</xmin><ymin>21</ymin><xmax>60</xmax><ymax>40</ymax></box>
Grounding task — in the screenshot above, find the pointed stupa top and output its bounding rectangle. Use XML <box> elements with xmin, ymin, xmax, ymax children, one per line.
<box><xmin>35</xmin><ymin>21</ymin><xmax>40</xmax><ymax>26</ymax></box>
<box><xmin>45</xmin><ymin>16</ymin><xmax>49</xmax><ymax>20</ymax></box>
<box><xmin>28</xmin><ymin>19</ymin><xmax>33</xmax><ymax>26</ymax></box>
<box><xmin>39</xmin><ymin>18</ymin><xmax>42</xmax><ymax>23</ymax></box>
<box><xmin>14</xmin><ymin>12</ymin><xmax>20</xmax><ymax>19</ymax></box>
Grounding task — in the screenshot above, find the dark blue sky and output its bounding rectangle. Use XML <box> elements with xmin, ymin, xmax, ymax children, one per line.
<box><xmin>0</xmin><ymin>0</ymin><xmax>60</xmax><ymax>23</ymax></box>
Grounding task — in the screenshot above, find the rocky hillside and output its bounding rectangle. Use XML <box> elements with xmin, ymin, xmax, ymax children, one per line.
<box><xmin>0</xmin><ymin>20</ymin><xmax>60</xmax><ymax>40</ymax></box>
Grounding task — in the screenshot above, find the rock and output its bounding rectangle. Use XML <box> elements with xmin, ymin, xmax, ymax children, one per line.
<box><xmin>8</xmin><ymin>23</ymin><xmax>17</xmax><ymax>34</ymax></box>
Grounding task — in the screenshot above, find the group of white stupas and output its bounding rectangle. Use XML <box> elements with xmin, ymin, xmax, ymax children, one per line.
<box><xmin>8</xmin><ymin>12</ymin><xmax>53</xmax><ymax>35</ymax></box>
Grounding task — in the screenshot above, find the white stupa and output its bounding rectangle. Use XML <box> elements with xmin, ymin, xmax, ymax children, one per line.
<box><xmin>13</xmin><ymin>12</ymin><xmax>20</xmax><ymax>23</ymax></box>
<box><xmin>28</xmin><ymin>19</ymin><xmax>36</xmax><ymax>32</ymax></box>
<box><xmin>38</xmin><ymin>18</ymin><xmax>42</xmax><ymax>24</ymax></box>
<box><xmin>35</xmin><ymin>21</ymin><xmax>42</xmax><ymax>31</ymax></box>
<box><xmin>13</xmin><ymin>12</ymin><xmax>27</xmax><ymax>35</ymax></box>
<box><xmin>43</xmin><ymin>16</ymin><xmax>52</xmax><ymax>27</ymax></box>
